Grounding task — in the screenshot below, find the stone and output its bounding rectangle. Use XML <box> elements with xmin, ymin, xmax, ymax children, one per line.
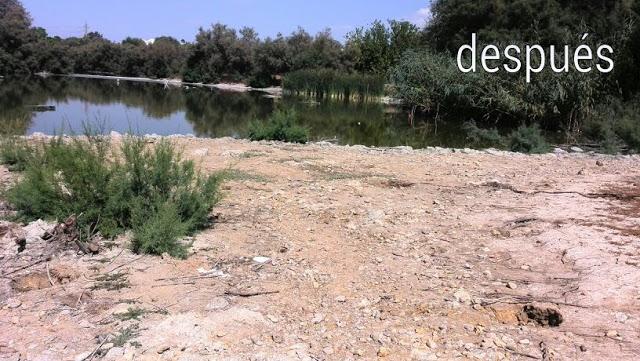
<box><xmin>335</xmin><ymin>295</ymin><xmax>347</xmax><ymax>303</ymax></box>
<box><xmin>192</xmin><ymin>148</ymin><xmax>209</xmax><ymax>157</ymax></box>
<box><xmin>411</xmin><ymin>348</ymin><xmax>438</xmax><ymax>361</ymax></box>
<box><xmin>252</xmin><ymin>256</ymin><xmax>271</xmax><ymax>264</ymax></box>
<box><xmin>104</xmin><ymin>347</ymin><xmax>125</xmax><ymax>360</ymax></box>
<box><xmin>615</xmin><ymin>312</ymin><xmax>629</xmax><ymax>323</ymax></box>
<box><xmin>206</xmin><ymin>297</ymin><xmax>230</xmax><ymax>311</ymax></box>
<box><xmin>506</xmin><ymin>282</ymin><xmax>517</xmax><ymax>289</ymax></box>
<box><xmin>312</xmin><ymin>313</ymin><xmax>325</xmax><ymax>324</ymax></box>
<box><xmin>453</xmin><ymin>289</ymin><xmax>472</xmax><ymax>304</ymax></box>
<box><xmin>377</xmin><ymin>347</ymin><xmax>392</xmax><ymax>357</ymax></box>
<box><xmin>606</xmin><ymin>330</ymin><xmax>618</xmax><ymax>337</ymax></box>
<box><xmin>6</xmin><ymin>298</ymin><xmax>21</xmax><ymax>309</ymax></box>
<box><xmin>74</xmin><ymin>352</ymin><xmax>92</xmax><ymax>361</ymax></box>
<box><xmin>570</xmin><ymin>146</ymin><xmax>584</xmax><ymax>153</ymax></box>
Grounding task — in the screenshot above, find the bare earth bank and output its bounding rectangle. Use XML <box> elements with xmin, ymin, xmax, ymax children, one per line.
<box><xmin>1</xmin><ymin>137</ymin><xmax>639</xmax><ymax>361</ymax></box>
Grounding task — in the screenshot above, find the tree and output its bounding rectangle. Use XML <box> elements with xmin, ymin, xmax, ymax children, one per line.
<box><xmin>346</xmin><ymin>20</ymin><xmax>421</xmax><ymax>75</ymax></box>
<box><xmin>144</xmin><ymin>36</ymin><xmax>185</xmax><ymax>78</ymax></box>
<box><xmin>426</xmin><ymin>0</ymin><xmax>637</xmax><ymax>52</ymax></box>
<box><xmin>183</xmin><ymin>23</ymin><xmax>255</xmax><ymax>83</ymax></box>
<box><xmin>0</xmin><ymin>0</ymin><xmax>35</xmax><ymax>74</ymax></box>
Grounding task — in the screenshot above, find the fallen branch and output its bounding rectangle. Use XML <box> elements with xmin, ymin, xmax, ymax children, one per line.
<box><xmin>46</xmin><ymin>262</ymin><xmax>55</xmax><ymax>286</ymax></box>
<box><xmin>225</xmin><ymin>289</ymin><xmax>280</xmax><ymax>297</ymax></box>
<box><xmin>482</xmin><ymin>181</ymin><xmax>640</xmax><ymax>201</ymax></box>
<box><xmin>1</xmin><ymin>257</ymin><xmax>51</xmax><ymax>277</ymax></box>
<box><xmin>81</xmin><ymin>334</ymin><xmax>110</xmax><ymax>361</ymax></box>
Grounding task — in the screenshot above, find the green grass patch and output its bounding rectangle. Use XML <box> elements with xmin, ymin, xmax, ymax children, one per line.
<box><xmin>5</xmin><ymin>135</ymin><xmax>222</xmax><ymax>258</ymax></box>
<box><xmin>91</xmin><ymin>273</ymin><xmax>130</xmax><ymax>291</ymax></box>
<box><xmin>248</xmin><ymin>109</ymin><xmax>309</xmax><ymax>144</ymax></box>
<box><xmin>220</xmin><ymin>169</ymin><xmax>270</xmax><ymax>183</ymax></box>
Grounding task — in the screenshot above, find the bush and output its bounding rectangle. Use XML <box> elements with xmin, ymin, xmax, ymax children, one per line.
<box><xmin>6</xmin><ymin>135</ymin><xmax>221</xmax><ymax>258</ymax></box>
<box><xmin>248</xmin><ymin>110</ymin><xmax>309</xmax><ymax>143</ymax></box>
<box><xmin>507</xmin><ymin>124</ymin><xmax>549</xmax><ymax>154</ymax></box>
<box><xmin>462</xmin><ymin>121</ymin><xmax>505</xmax><ymax>149</ymax></box>
<box><xmin>0</xmin><ymin>136</ymin><xmax>32</xmax><ymax>171</ymax></box>
<box><xmin>583</xmin><ymin>97</ymin><xmax>640</xmax><ymax>153</ymax></box>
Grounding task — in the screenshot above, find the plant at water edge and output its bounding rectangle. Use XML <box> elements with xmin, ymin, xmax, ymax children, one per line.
<box><xmin>248</xmin><ymin>109</ymin><xmax>309</xmax><ymax>143</ymax></box>
<box><xmin>0</xmin><ymin>136</ymin><xmax>32</xmax><ymax>171</ymax></box>
<box><xmin>507</xmin><ymin>124</ymin><xmax>549</xmax><ymax>154</ymax></box>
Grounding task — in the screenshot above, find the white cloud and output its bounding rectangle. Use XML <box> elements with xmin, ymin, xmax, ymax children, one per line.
<box><xmin>410</xmin><ymin>6</ymin><xmax>432</xmax><ymax>27</ymax></box>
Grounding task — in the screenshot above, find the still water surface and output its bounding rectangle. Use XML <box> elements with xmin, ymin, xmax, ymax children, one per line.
<box><xmin>0</xmin><ymin>76</ymin><xmax>470</xmax><ymax>148</ymax></box>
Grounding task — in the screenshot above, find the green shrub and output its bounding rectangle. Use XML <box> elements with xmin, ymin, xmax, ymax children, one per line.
<box><xmin>507</xmin><ymin>124</ymin><xmax>549</xmax><ymax>154</ymax></box>
<box><xmin>462</xmin><ymin>121</ymin><xmax>505</xmax><ymax>149</ymax></box>
<box><xmin>6</xmin><ymin>135</ymin><xmax>221</xmax><ymax>258</ymax></box>
<box><xmin>0</xmin><ymin>136</ymin><xmax>32</xmax><ymax>171</ymax></box>
<box><xmin>248</xmin><ymin>110</ymin><xmax>309</xmax><ymax>143</ymax></box>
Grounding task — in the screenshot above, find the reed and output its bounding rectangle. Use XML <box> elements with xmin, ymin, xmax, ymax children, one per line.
<box><xmin>283</xmin><ymin>69</ymin><xmax>385</xmax><ymax>101</ymax></box>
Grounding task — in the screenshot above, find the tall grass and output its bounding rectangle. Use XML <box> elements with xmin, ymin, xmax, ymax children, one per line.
<box><xmin>283</xmin><ymin>69</ymin><xmax>385</xmax><ymax>101</ymax></box>
<box><xmin>3</xmin><ymin>135</ymin><xmax>221</xmax><ymax>258</ymax></box>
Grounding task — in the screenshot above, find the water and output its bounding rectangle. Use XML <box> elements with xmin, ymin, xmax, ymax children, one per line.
<box><xmin>0</xmin><ymin>76</ymin><xmax>471</xmax><ymax>148</ymax></box>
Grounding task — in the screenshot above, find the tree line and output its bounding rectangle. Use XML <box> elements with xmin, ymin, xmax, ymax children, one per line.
<box><xmin>0</xmin><ymin>0</ymin><xmax>422</xmax><ymax>87</ymax></box>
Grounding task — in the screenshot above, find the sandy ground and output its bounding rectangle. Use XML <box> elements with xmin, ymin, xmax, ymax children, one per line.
<box><xmin>1</xmin><ymin>137</ymin><xmax>639</xmax><ymax>361</ymax></box>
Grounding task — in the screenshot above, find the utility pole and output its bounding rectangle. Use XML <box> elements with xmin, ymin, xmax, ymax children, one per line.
<box><xmin>83</xmin><ymin>22</ymin><xmax>89</xmax><ymax>37</ymax></box>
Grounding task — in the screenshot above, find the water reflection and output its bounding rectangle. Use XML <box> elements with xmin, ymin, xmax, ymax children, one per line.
<box><xmin>0</xmin><ymin>77</ymin><xmax>469</xmax><ymax>148</ymax></box>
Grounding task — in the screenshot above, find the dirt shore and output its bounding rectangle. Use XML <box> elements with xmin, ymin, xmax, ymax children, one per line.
<box><xmin>1</xmin><ymin>137</ymin><xmax>639</xmax><ymax>361</ymax></box>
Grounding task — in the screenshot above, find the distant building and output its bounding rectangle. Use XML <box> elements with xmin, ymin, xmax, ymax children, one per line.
<box><xmin>144</xmin><ymin>38</ymin><xmax>156</xmax><ymax>45</ymax></box>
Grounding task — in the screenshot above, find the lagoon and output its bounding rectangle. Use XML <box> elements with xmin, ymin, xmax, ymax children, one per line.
<box><xmin>0</xmin><ymin>76</ymin><xmax>472</xmax><ymax>148</ymax></box>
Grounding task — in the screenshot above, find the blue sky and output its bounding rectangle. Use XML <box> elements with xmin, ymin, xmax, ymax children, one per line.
<box><xmin>22</xmin><ymin>1</ymin><xmax>431</xmax><ymax>42</ymax></box>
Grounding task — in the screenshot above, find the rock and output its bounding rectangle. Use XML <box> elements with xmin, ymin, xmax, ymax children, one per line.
<box><xmin>377</xmin><ymin>347</ymin><xmax>392</xmax><ymax>357</ymax></box>
<box><xmin>357</xmin><ymin>298</ymin><xmax>371</xmax><ymax>309</ymax></box>
<box><xmin>335</xmin><ymin>295</ymin><xmax>347</xmax><ymax>303</ymax></box>
<box><xmin>206</xmin><ymin>297</ymin><xmax>230</xmax><ymax>311</ymax></box>
<box><xmin>570</xmin><ymin>146</ymin><xmax>584</xmax><ymax>153</ymax></box>
<box><xmin>519</xmin><ymin>339</ymin><xmax>530</xmax><ymax>345</ymax></box>
<box><xmin>453</xmin><ymin>289</ymin><xmax>472</xmax><ymax>304</ymax></box>
<box><xmin>553</xmin><ymin>148</ymin><xmax>567</xmax><ymax>154</ymax></box>
<box><xmin>411</xmin><ymin>348</ymin><xmax>438</xmax><ymax>360</ymax></box>
<box><xmin>311</xmin><ymin>313</ymin><xmax>325</xmax><ymax>324</ymax></box>
<box><xmin>596</xmin><ymin>160</ymin><xmax>604</xmax><ymax>166</ymax></box>
<box><xmin>192</xmin><ymin>148</ymin><xmax>209</xmax><ymax>157</ymax></box>
<box><xmin>506</xmin><ymin>282</ymin><xmax>517</xmax><ymax>289</ymax></box>
<box><xmin>5</xmin><ymin>298</ymin><xmax>21</xmax><ymax>309</ymax></box>
<box><xmin>606</xmin><ymin>330</ymin><xmax>618</xmax><ymax>337</ymax></box>
<box><xmin>104</xmin><ymin>347</ymin><xmax>125</xmax><ymax>360</ymax></box>
<box><xmin>252</xmin><ymin>256</ymin><xmax>271</xmax><ymax>264</ymax></box>
<box><xmin>109</xmin><ymin>131</ymin><xmax>122</xmax><ymax>138</ymax></box>
<box><xmin>615</xmin><ymin>312</ymin><xmax>629</xmax><ymax>323</ymax></box>
<box><xmin>74</xmin><ymin>352</ymin><xmax>92</xmax><ymax>361</ymax></box>
<box><xmin>87</xmin><ymin>242</ymin><xmax>100</xmax><ymax>254</ymax></box>
<box><xmin>323</xmin><ymin>346</ymin><xmax>334</xmax><ymax>355</ymax></box>
<box><xmin>267</xmin><ymin>314</ymin><xmax>279</xmax><ymax>323</ymax></box>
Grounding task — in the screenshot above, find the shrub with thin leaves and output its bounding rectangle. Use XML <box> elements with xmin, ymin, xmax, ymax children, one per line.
<box><xmin>507</xmin><ymin>124</ymin><xmax>549</xmax><ymax>154</ymax></box>
<box><xmin>248</xmin><ymin>109</ymin><xmax>309</xmax><ymax>143</ymax></box>
<box><xmin>6</xmin><ymin>135</ymin><xmax>221</xmax><ymax>258</ymax></box>
<box><xmin>0</xmin><ymin>136</ymin><xmax>32</xmax><ymax>171</ymax></box>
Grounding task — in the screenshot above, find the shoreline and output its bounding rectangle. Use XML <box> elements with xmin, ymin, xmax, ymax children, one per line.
<box><xmin>23</xmin><ymin>132</ymin><xmax>636</xmax><ymax>159</ymax></box>
<box><xmin>58</xmin><ymin>73</ymin><xmax>283</xmax><ymax>96</ymax></box>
